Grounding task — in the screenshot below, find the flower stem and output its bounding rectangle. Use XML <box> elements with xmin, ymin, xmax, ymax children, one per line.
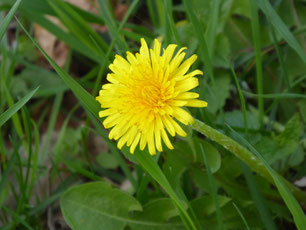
<box><xmin>191</xmin><ymin>119</ymin><xmax>306</xmax><ymax>206</ymax></box>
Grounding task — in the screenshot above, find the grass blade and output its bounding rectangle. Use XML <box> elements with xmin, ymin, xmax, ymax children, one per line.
<box><xmin>256</xmin><ymin>0</ymin><xmax>306</xmax><ymax>63</ymax></box>
<box><xmin>232</xmin><ymin>203</ymin><xmax>250</xmax><ymax>230</ymax></box>
<box><xmin>200</xmin><ymin>144</ymin><xmax>223</xmax><ymax>230</ymax></box>
<box><xmin>229</xmin><ymin>64</ymin><xmax>248</xmax><ymax>136</ymax></box>
<box><xmin>239</xmin><ymin>161</ymin><xmax>277</xmax><ymax>230</ymax></box>
<box><xmin>249</xmin><ymin>0</ymin><xmax>264</xmax><ymax>126</ymax></box>
<box><xmin>0</xmin><ymin>87</ymin><xmax>38</xmax><ymax>128</ymax></box>
<box><xmin>0</xmin><ymin>0</ymin><xmax>22</xmax><ymax>41</ymax></box>
<box><xmin>17</xmin><ymin>19</ymin><xmax>101</xmax><ymax>120</ymax></box>
<box><xmin>205</xmin><ymin>0</ymin><xmax>220</xmax><ymax>56</ymax></box>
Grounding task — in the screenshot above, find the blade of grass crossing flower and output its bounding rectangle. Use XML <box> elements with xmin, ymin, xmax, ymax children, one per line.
<box><xmin>0</xmin><ymin>0</ymin><xmax>22</xmax><ymax>41</ymax></box>
<box><xmin>227</xmin><ymin>125</ymin><xmax>306</xmax><ymax>230</ymax></box>
<box><xmin>239</xmin><ymin>161</ymin><xmax>277</xmax><ymax>230</ymax></box>
<box><xmin>191</xmin><ymin>119</ymin><xmax>306</xmax><ymax>205</ymax></box>
<box><xmin>182</xmin><ymin>0</ymin><xmax>214</xmax><ymax>83</ymax></box>
<box><xmin>133</xmin><ymin>150</ymin><xmax>198</xmax><ymax>230</ymax></box>
<box><xmin>205</xmin><ymin>0</ymin><xmax>220</xmax><ymax>56</ymax></box>
<box><xmin>256</xmin><ymin>0</ymin><xmax>306</xmax><ymax>63</ymax></box>
<box><xmin>232</xmin><ymin>203</ymin><xmax>251</xmax><ymax>230</ymax></box>
<box><xmin>229</xmin><ymin>64</ymin><xmax>248</xmax><ymax>136</ymax></box>
<box><xmin>0</xmin><ymin>87</ymin><xmax>39</xmax><ymax>128</ymax></box>
<box><xmin>249</xmin><ymin>0</ymin><xmax>264</xmax><ymax>126</ymax></box>
<box><xmin>200</xmin><ymin>144</ymin><xmax>223</xmax><ymax>230</ymax></box>
<box><xmin>17</xmin><ymin>19</ymin><xmax>101</xmax><ymax>120</ymax></box>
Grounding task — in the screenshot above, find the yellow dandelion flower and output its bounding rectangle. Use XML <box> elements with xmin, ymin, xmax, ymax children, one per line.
<box><xmin>96</xmin><ymin>38</ymin><xmax>207</xmax><ymax>155</ymax></box>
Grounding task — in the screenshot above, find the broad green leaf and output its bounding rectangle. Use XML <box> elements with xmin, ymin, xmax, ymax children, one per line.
<box><xmin>0</xmin><ymin>87</ymin><xmax>38</xmax><ymax>128</ymax></box>
<box><xmin>0</xmin><ymin>0</ymin><xmax>22</xmax><ymax>41</ymax></box>
<box><xmin>61</xmin><ymin>182</ymin><xmax>142</xmax><ymax>230</ymax></box>
<box><xmin>256</xmin><ymin>0</ymin><xmax>306</xmax><ymax>63</ymax></box>
<box><xmin>190</xmin><ymin>195</ymin><xmax>231</xmax><ymax>217</ymax></box>
<box><xmin>134</xmin><ymin>198</ymin><xmax>178</xmax><ymax>222</ymax></box>
<box><xmin>61</xmin><ymin>182</ymin><xmax>185</xmax><ymax>230</ymax></box>
<box><xmin>163</xmin><ymin>141</ymin><xmax>193</xmax><ymax>198</ymax></box>
<box><xmin>131</xmin><ymin>198</ymin><xmax>185</xmax><ymax>230</ymax></box>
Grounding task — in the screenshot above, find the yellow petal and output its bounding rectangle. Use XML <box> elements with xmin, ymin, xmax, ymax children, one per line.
<box><xmin>130</xmin><ymin>133</ymin><xmax>141</xmax><ymax>154</ymax></box>
<box><xmin>185</xmin><ymin>99</ymin><xmax>208</xmax><ymax>107</ymax></box>
<box><xmin>173</xmin><ymin>107</ymin><xmax>194</xmax><ymax>125</ymax></box>
<box><xmin>161</xmin><ymin>128</ymin><xmax>174</xmax><ymax>150</ymax></box>
<box><xmin>154</xmin><ymin>127</ymin><xmax>163</xmax><ymax>152</ymax></box>
<box><xmin>175</xmin><ymin>92</ymin><xmax>199</xmax><ymax>100</ymax></box>
<box><xmin>103</xmin><ymin>113</ymin><xmax>121</xmax><ymax>128</ymax></box>
<box><xmin>162</xmin><ymin>116</ymin><xmax>176</xmax><ymax>136</ymax></box>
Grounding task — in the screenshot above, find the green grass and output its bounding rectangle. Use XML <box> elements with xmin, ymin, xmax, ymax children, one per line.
<box><xmin>1</xmin><ymin>0</ymin><xmax>306</xmax><ymax>229</ymax></box>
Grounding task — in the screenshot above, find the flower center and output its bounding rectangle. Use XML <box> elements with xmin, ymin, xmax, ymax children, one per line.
<box><xmin>141</xmin><ymin>82</ymin><xmax>166</xmax><ymax>107</ymax></box>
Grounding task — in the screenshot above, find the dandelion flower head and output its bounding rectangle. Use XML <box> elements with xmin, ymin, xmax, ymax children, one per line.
<box><xmin>96</xmin><ymin>38</ymin><xmax>207</xmax><ymax>155</ymax></box>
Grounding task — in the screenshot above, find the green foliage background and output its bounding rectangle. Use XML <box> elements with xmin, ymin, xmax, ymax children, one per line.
<box><xmin>0</xmin><ymin>0</ymin><xmax>305</xmax><ymax>229</ymax></box>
